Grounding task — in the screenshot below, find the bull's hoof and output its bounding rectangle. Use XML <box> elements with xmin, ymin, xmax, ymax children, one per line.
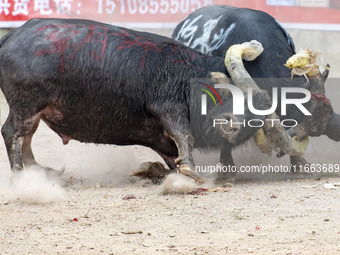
<box><xmin>178</xmin><ymin>164</ymin><xmax>205</xmax><ymax>184</ymax></box>
<box><xmin>216</xmin><ymin>171</ymin><xmax>237</xmax><ymax>183</ymax></box>
<box><xmin>131</xmin><ymin>162</ymin><xmax>172</xmax><ymax>183</ymax></box>
<box><xmin>214</xmin><ymin>162</ymin><xmax>237</xmax><ymax>181</ymax></box>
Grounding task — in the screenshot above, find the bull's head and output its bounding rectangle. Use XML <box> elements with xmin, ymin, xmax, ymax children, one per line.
<box><xmin>211</xmin><ymin>40</ymin><xmax>309</xmax><ymax>156</ymax></box>
<box><xmin>285</xmin><ymin>50</ymin><xmax>340</xmax><ymax>142</ymax></box>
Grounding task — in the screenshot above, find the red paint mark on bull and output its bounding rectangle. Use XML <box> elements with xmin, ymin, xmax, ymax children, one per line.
<box><xmin>113</xmin><ymin>30</ymin><xmax>162</xmax><ymax>68</ymax></box>
<box><xmin>36</xmin><ymin>24</ymin><xmax>108</xmax><ymax>76</ymax></box>
<box><xmin>311</xmin><ymin>93</ymin><xmax>331</xmax><ymax>105</ymax></box>
<box><xmin>114</xmin><ymin>29</ymin><xmax>206</xmax><ymax>71</ymax></box>
<box><xmin>169</xmin><ymin>44</ymin><xmax>206</xmax><ymax>72</ymax></box>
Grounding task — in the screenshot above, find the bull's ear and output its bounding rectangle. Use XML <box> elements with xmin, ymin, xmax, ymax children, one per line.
<box><xmin>209</xmin><ymin>72</ymin><xmax>231</xmax><ymax>84</ymax></box>
<box><xmin>321</xmin><ymin>64</ymin><xmax>330</xmax><ymax>83</ymax></box>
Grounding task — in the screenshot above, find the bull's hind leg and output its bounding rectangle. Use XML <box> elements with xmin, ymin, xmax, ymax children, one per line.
<box><xmin>1</xmin><ymin>110</ymin><xmax>63</xmax><ymax>176</ymax></box>
<box><xmin>159</xmin><ymin>110</ymin><xmax>205</xmax><ymax>184</ymax></box>
<box><xmin>21</xmin><ymin>118</ymin><xmax>40</xmax><ymax>167</ymax></box>
<box><xmin>2</xmin><ymin>113</ymin><xmax>24</xmax><ymax>171</ymax></box>
<box><xmin>21</xmin><ymin>118</ymin><xmax>64</xmax><ymax>176</ymax></box>
<box><xmin>1</xmin><ymin>111</ymin><xmax>38</xmax><ymax>172</ymax></box>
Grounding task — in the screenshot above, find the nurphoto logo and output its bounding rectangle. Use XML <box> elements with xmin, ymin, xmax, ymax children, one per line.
<box><xmin>200</xmin><ymin>83</ymin><xmax>312</xmax><ymax>128</ymax></box>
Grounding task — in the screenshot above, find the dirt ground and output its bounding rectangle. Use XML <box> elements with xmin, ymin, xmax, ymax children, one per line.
<box><xmin>1</xmin><ymin>90</ymin><xmax>340</xmax><ymax>255</ymax></box>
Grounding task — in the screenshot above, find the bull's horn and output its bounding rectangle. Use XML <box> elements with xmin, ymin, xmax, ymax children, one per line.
<box><xmin>225</xmin><ymin>40</ymin><xmax>308</xmax><ymax>156</ymax></box>
<box><xmin>285</xmin><ymin>49</ymin><xmax>325</xmax><ymax>78</ymax></box>
<box><xmin>261</xmin><ymin>114</ymin><xmax>309</xmax><ymax>156</ymax></box>
<box><xmin>285</xmin><ymin>123</ymin><xmax>310</xmax><ymax>140</ymax></box>
<box><xmin>254</xmin><ymin>128</ymin><xmax>278</xmax><ymax>156</ymax></box>
<box><xmin>321</xmin><ymin>65</ymin><xmax>330</xmax><ymax>82</ymax></box>
<box><xmin>255</xmin><ymin>122</ymin><xmax>310</xmax><ymax>157</ymax></box>
<box><xmin>254</xmin><ymin>127</ymin><xmax>309</xmax><ymax>157</ymax></box>
<box><xmin>255</xmin><ymin>128</ymin><xmax>309</xmax><ymax>157</ymax></box>
<box><xmin>285</xmin><ymin>50</ymin><xmax>310</xmax><ymax>69</ymax></box>
<box><xmin>224</xmin><ymin>40</ymin><xmax>263</xmax><ymax>93</ymax></box>
<box><xmin>308</xmin><ymin>64</ymin><xmax>331</xmax><ymax>94</ymax></box>
<box><xmin>286</xmin><ymin>50</ymin><xmax>331</xmax><ymax>96</ymax></box>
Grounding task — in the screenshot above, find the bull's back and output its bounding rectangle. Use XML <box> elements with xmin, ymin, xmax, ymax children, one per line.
<box><xmin>1</xmin><ymin>19</ymin><xmax>129</xmax><ymax>86</ymax></box>
<box><xmin>172</xmin><ymin>5</ymin><xmax>296</xmax><ymax>79</ymax></box>
<box><xmin>0</xmin><ymin>18</ymin><xmax>218</xmax><ymax>100</ymax></box>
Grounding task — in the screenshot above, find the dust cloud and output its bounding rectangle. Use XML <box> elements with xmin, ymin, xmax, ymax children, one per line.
<box><xmin>61</xmin><ymin>144</ymin><xmax>144</xmax><ymax>186</ymax></box>
<box><xmin>0</xmin><ymin>145</ymin><xmax>151</xmax><ymax>203</ymax></box>
<box><xmin>162</xmin><ymin>173</ymin><xmax>199</xmax><ymax>194</ymax></box>
<box><xmin>0</xmin><ymin>167</ymin><xmax>65</xmax><ymax>204</ymax></box>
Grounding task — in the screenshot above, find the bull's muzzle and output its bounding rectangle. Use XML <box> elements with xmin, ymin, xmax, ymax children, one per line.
<box><xmin>214</xmin><ymin>114</ymin><xmax>241</xmax><ymax>144</ymax></box>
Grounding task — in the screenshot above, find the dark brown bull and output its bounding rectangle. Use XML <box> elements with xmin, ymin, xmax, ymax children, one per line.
<box><xmin>0</xmin><ymin>19</ymin><xmax>308</xmax><ymax>183</ymax></box>
<box><xmin>172</xmin><ymin>5</ymin><xmax>340</xmax><ymax>178</ymax></box>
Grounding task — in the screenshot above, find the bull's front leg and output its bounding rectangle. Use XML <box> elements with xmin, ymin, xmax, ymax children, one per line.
<box><xmin>217</xmin><ymin>142</ymin><xmax>237</xmax><ymax>181</ymax></box>
<box><xmin>159</xmin><ymin>110</ymin><xmax>205</xmax><ymax>184</ymax></box>
<box><xmin>290</xmin><ymin>155</ymin><xmax>310</xmax><ymax>173</ymax></box>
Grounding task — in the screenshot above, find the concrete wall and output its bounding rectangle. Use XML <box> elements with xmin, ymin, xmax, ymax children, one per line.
<box><xmin>288</xmin><ymin>30</ymin><xmax>340</xmax><ymax>78</ymax></box>
<box><xmin>0</xmin><ymin>28</ymin><xmax>12</xmax><ymax>38</ymax></box>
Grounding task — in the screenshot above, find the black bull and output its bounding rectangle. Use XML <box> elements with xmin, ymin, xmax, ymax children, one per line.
<box><xmin>172</xmin><ymin>5</ymin><xmax>340</xmax><ymax>176</ymax></box>
<box><xmin>0</xmin><ymin>19</ymin><xmax>321</xmax><ymax>182</ymax></box>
